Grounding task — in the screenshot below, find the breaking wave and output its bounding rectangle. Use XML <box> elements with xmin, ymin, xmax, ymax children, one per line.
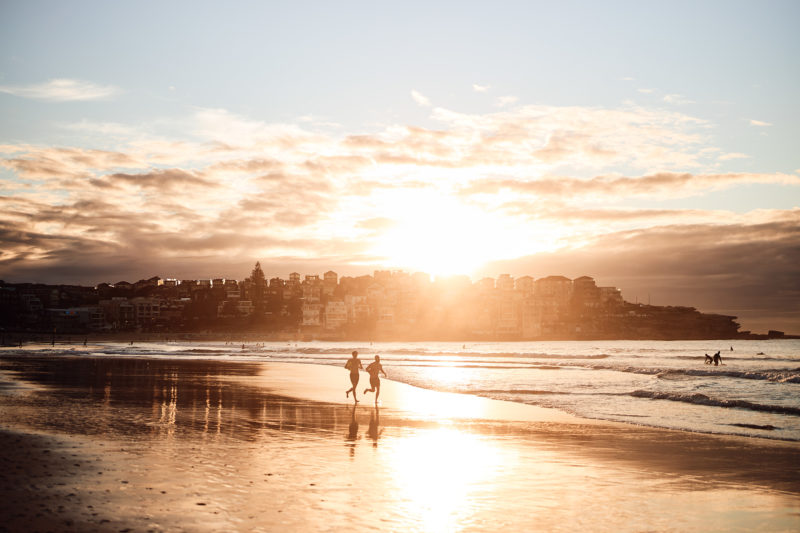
<box><xmin>629</xmin><ymin>390</ymin><xmax>800</xmax><ymax>416</ymax></box>
<box><xmin>584</xmin><ymin>364</ymin><xmax>800</xmax><ymax>383</ymax></box>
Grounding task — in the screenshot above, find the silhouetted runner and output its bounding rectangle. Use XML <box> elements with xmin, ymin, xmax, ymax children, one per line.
<box><xmin>345</xmin><ymin>350</ymin><xmax>363</xmax><ymax>402</ymax></box>
<box><xmin>363</xmin><ymin>355</ymin><xmax>387</xmax><ymax>403</ymax></box>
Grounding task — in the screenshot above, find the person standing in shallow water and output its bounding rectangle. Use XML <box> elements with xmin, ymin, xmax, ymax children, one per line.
<box><xmin>345</xmin><ymin>350</ymin><xmax>363</xmax><ymax>402</ymax></box>
<box><xmin>364</xmin><ymin>355</ymin><xmax>387</xmax><ymax>403</ymax></box>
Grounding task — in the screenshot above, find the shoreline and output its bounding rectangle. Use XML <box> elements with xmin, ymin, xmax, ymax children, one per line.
<box><xmin>1</xmin><ymin>354</ymin><xmax>799</xmax><ymax>531</ymax></box>
<box><xmin>3</xmin><ymin>346</ymin><xmax>800</xmax><ymax>443</ymax></box>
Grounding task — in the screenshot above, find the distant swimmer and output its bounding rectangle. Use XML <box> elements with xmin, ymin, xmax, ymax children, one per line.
<box><xmin>704</xmin><ymin>353</ymin><xmax>713</xmax><ymax>364</ymax></box>
<box><xmin>363</xmin><ymin>355</ymin><xmax>388</xmax><ymax>403</ymax></box>
<box><xmin>712</xmin><ymin>351</ymin><xmax>722</xmax><ymax>366</ymax></box>
<box><xmin>345</xmin><ymin>351</ymin><xmax>363</xmax><ymax>402</ymax></box>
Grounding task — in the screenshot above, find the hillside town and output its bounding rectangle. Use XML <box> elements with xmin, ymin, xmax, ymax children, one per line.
<box><xmin>0</xmin><ymin>262</ymin><xmax>776</xmax><ymax>341</ymax></box>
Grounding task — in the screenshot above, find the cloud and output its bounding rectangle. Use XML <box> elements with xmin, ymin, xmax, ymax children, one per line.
<box><xmin>0</xmin><ymin>147</ymin><xmax>145</xmax><ymax>182</ymax></box>
<box><xmin>637</xmin><ymin>88</ymin><xmax>655</xmax><ymax>94</ymax></box>
<box><xmin>357</xmin><ymin>217</ymin><xmax>396</xmax><ymax>231</ymax></box>
<box><xmin>460</xmin><ymin>172</ymin><xmax>800</xmax><ymax>200</ymax></box>
<box><xmin>718</xmin><ymin>152</ymin><xmax>750</xmax><ymax>161</ymax></box>
<box><xmin>663</xmin><ymin>94</ymin><xmax>694</xmax><ymax>105</ymax></box>
<box><xmin>496</xmin><ymin>203</ymin><xmax>720</xmax><ymax>223</ymax></box>
<box><xmin>472</xmin><ymin>84</ymin><xmax>490</xmax><ymax>92</ymax></box>
<box><xmin>0</xmin><ymin>78</ymin><xmax>120</xmax><ymax>101</ymax></box>
<box><xmin>99</xmin><ymin>169</ymin><xmax>216</xmax><ymax>190</ymax></box>
<box><xmin>410</xmin><ymin>90</ymin><xmax>432</xmax><ymax>107</ymax></box>
<box><xmin>427</xmin><ymin>103</ymin><xmax>713</xmax><ymax>170</ymax></box>
<box><xmin>749</xmin><ymin>119</ymin><xmax>772</xmax><ymax>127</ymax></box>
<box><xmin>481</xmin><ymin>212</ymin><xmax>800</xmax><ymax>333</ymax></box>
<box><xmin>1</xmin><ymin>98</ymin><xmax>798</xmax><ymax>333</ymax></box>
<box><xmin>495</xmin><ymin>95</ymin><xmax>518</xmax><ymax>107</ymax></box>
<box><xmin>192</xmin><ymin>108</ymin><xmax>320</xmax><ymax>149</ymax></box>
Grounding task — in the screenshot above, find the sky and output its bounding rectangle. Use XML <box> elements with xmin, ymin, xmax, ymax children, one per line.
<box><xmin>0</xmin><ymin>1</ymin><xmax>798</xmax><ymax>333</ymax></box>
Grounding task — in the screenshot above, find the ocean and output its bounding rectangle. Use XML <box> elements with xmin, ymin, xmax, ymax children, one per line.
<box><xmin>4</xmin><ymin>339</ymin><xmax>800</xmax><ymax>441</ymax></box>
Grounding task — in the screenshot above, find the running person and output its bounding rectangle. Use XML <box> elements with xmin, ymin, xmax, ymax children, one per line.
<box><xmin>363</xmin><ymin>355</ymin><xmax>387</xmax><ymax>403</ymax></box>
<box><xmin>345</xmin><ymin>350</ymin><xmax>363</xmax><ymax>402</ymax></box>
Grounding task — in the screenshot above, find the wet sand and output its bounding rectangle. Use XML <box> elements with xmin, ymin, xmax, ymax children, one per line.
<box><xmin>0</xmin><ymin>355</ymin><xmax>798</xmax><ymax>532</ymax></box>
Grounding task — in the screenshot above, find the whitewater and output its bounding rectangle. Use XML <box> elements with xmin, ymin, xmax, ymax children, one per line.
<box><xmin>3</xmin><ymin>338</ymin><xmax>799</xmax><ymax>441</ymax></box>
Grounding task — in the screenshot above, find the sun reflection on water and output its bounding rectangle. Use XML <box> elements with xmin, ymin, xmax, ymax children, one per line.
<box><xmin>385</xmin><ymin>427</ymin><xmax>513</xmax><ymax>531</ymax></box>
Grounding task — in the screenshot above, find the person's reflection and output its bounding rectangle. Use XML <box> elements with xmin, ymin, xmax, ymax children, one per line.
<box><xmin>345</xmin><ymin>405</ymin><xmax>359</xmax><ymax>457</ymax></box>
<box><xmin>367</xmin><ymin>406</ymin><xmax>382</xmax><ymax>448</ymax></box>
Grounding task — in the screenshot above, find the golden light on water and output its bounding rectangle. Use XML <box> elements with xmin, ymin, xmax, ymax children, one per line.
<box><xmin>387</xmin><ymin>428</ymin><xmax>511</xmax><ymax>531</ymax></box>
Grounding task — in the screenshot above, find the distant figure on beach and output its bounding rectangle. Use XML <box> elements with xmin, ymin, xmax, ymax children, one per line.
<box><xmin>713</xmin><ymin>351</ymin><xmax>722</xmax><ymax>366</ymax></box>
<box><xmin>704</xmin><ymin>353</ymin><xmax>713</xmax><ymax>364</ymax></box>
<box><xmin>730</xmin><ymin>346</ymin><xmax>734</xmax><ymax>351</ymax></box>
<box><xmin>363</xmin><ymin>355</ymin><xmax>388</xmax><ymax>403</ymax></box>
<box><xmin>345</xmin><ymin>351</ymin><xmax>363</xmax><ymax>402</ymax></box>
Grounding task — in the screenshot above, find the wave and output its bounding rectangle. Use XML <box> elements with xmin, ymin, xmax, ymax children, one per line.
<box><xmin>654</xmin><ymin>368</ymin><xmax>800</xmax><ymax>383</ymax></box>
<box><xmin>629</xmin><ymin>390</ymin><xmax>800</xmax><ymax>416</ymax></box>
<box><xmin>580</xmin><ymin>364</ymin><xmax>800</xmax><ymax>383</ymax></box>
<box><xmin>273</xmin><ymin>347</ymin><xmax>611</xmax><ymax>359</ymax></box>
<box><xmin>674</xmin><ymin>355</ymin><xmax>800</xmax><ymax>363</ymax></box>
<box><xmin>466</xmin><ymin>388</ymin><xmax>569</xmax><ymax>395</ymax></box>
<box><xmin>729</xmin><ymin>423</ymin><xmax>778</xmax><ymax>431</ymax></box>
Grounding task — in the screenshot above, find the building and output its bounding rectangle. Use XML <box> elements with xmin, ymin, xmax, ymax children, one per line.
<box><xmin>496</xmin><ymin>274</ymin><xmax>515</xmax><ymax>292</ymax></box>
<box><xmin>323</xmin><ymin>271</ymin><xmax>338</xmax><ymax>296</ymax></box>
<box><xmin>515</xmin><ymin>276</ymin><xmax>534</xmax><ymax>294</ymax></box>
<box><xmin>99</xmin><ymin>298</ymin><xmax>135</xmax><ymax>329</ymax></box>
<box><xmin>324</xmin><ymin>300</ymin><xmax>347</xmax><ymax>330</ymax></box>
<box><xmin>302</xmin><ymin>302</ymin><xmax>323</xmax><ymax>327</ymax></box>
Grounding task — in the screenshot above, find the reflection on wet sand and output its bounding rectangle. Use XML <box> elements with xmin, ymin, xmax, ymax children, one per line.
<box><xmin>387</xmin><ymin>427</ymin><xmax>510</xmax><ymax>531</ymax></box>
<box><xmin>346</xmin><ymin>404</ymin><xmax>359</xmax><ymax>457</ymax></box>
<box><xmin>367</xmin><ymin>407</ymin><xmax>382</xmax><ymax>447</ymax></box>
<box><xmin>0</xmin><ymin>356</ymin><xmax>356</xmax><ymax>441</ymax></box>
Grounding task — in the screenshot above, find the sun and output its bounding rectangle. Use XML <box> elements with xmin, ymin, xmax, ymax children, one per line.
<box><xmin>368</xmin><ymin>191</ymin><xmax>528</xmax><ymax>277</ymax></box>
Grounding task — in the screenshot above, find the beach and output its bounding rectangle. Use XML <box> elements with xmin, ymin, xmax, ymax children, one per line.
<box><xmin>1</xmin><ymin>353</ymin><xmax>799</xmax><ymax>532</ymax></box>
